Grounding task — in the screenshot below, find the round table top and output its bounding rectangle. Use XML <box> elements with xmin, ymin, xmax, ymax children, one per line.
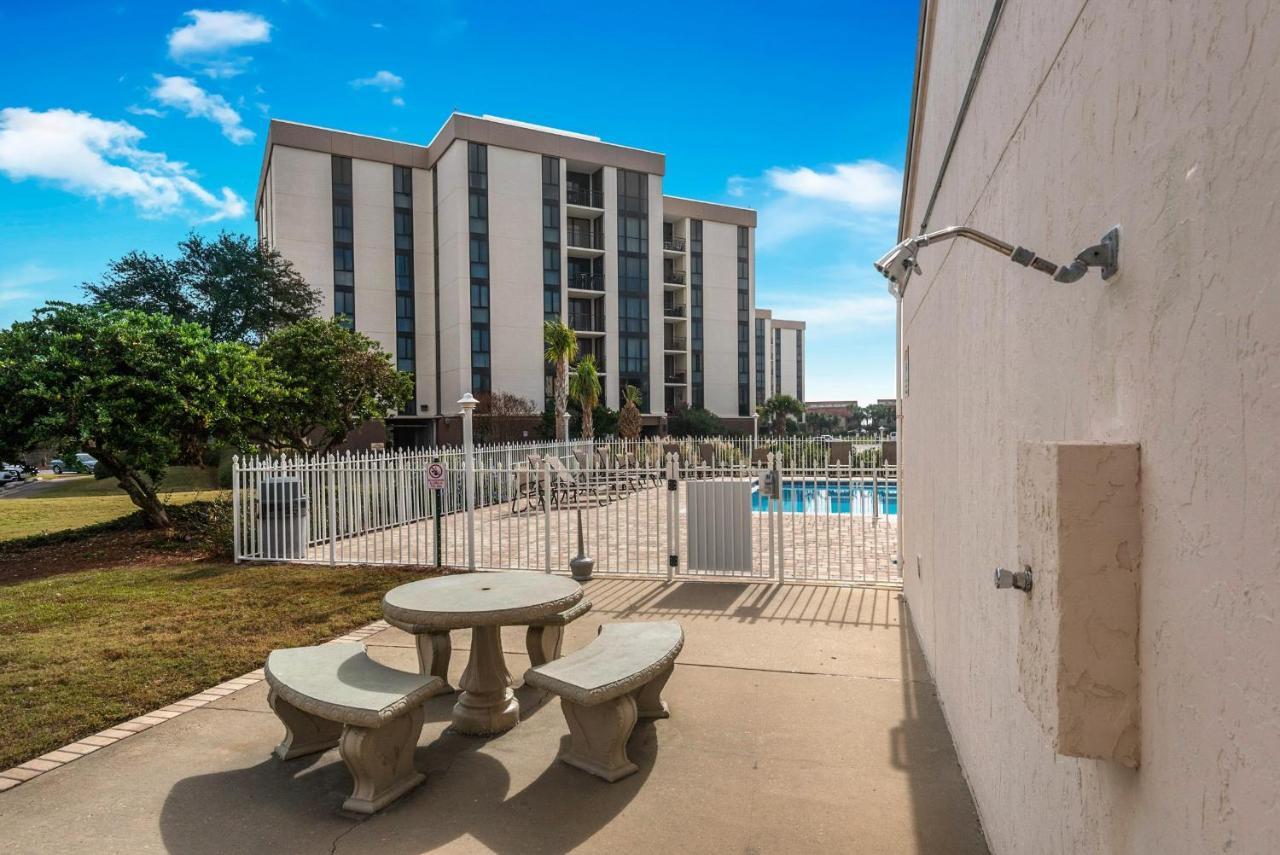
<box><xmin>382</xmin><ymin>572</ymin><xmax>583</xmax><ymax>629</ymax></box>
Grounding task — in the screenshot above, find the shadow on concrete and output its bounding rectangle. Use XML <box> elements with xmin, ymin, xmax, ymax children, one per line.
<box><xmin>889</xmin><ymin>605</ymin><xmax>989</xmax><ymax>854</ymax></box>
<box><xmin>588</xmin><ymin>578</ymin><xmax>898</xmax><ymax>628</ymax></box>
<box><xmin>159</xmin><ymin>693</ymin><xmax>653</xmax><ymax>855</ymax></box>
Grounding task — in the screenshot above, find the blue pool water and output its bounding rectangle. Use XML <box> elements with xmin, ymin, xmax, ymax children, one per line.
<box><xmin>751</xmin><ymin>480</ymin><xmax>897</xmax><ymax>516</ymax></box>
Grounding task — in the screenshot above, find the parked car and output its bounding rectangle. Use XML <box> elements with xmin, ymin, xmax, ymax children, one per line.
<box><xmin>0</xmin><ymin>467</ymin><xmax>17</xmax><ymax>485</ymax></box>
<box><xmin>50</xmin><ymin>452</ymin><xmax>98</xmax><ymax>474</ymax></box>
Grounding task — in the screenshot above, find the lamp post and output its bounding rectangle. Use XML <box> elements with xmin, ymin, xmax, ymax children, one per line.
<box><xmin>459</xmin><ymin>392</ymin><xmax>478</xmax><ymax>572</ymax></box>
<box><xmin>752</xmin><ymin>413</ymin><xmax>759</xmax><ymax>444</ymax></box>
<box><xmin>562</xmin><ymin>411</ymin><xmax>571</xmax><ymax>452</ymax></box>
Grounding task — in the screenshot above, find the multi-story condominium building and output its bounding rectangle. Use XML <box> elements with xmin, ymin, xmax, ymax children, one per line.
<box><xmin>753</xmin><ymin>309</ymin><xmax>806</xmax><ymax>404</ymax></box>
<box><xmin>255</xmin><ymin>113</ymin><xmax>802</xmax><ymax>445</ymax></box>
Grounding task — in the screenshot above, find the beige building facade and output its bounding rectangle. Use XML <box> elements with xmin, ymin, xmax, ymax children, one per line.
<box><xmin>894</xmin><ymin>2</ymin><xmax>1280</xmax><ymax>853</ymax></box>
<box><xmin>255</xmin><ymin>114</ymin><xmax>792</xmax><ymax>443</ymax></box>
<box><xmin>753</xmin><ymin>309</ymin><xmax>806</xmax><ymax>404</ymax></box>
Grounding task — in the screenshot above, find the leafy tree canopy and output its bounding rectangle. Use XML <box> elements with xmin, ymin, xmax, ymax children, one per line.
<box><xmin>758</xmin><ymin>394</ymin><xmax>806</xmax><ymax>436</ymax></box>
<box><xmin>667</xmin><ymin>404</ymin><xmax>736</xmax><ymax>437</ymax></box>
<box><xmin>0</xmin><ymin>303</ymin><xmax>276</xmax><ymax>527</ymax></box>
<box><xmin>256</xmin><ymin>318</ymin><xmax>413</xmax><ymax>454</ymax></box>
<box><xmin>84</xmin><ymin>231</ymin><xmax>318</xmax><ymax>345</ymax></box>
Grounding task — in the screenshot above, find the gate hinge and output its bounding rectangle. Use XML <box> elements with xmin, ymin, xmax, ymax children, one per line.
<box><xmin>667</xmin><ymin>479</ymin><xmax>677</xmax><ymax>491</ymax></box>
<box><xmin>668</xmin><ymin>554</ymin><xmax>679</xmax><ymax>568</ymax></box>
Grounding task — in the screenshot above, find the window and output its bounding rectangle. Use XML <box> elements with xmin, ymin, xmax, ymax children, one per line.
<box><xmin>468</xmin><ymin>144</ymin><xmax>490</xmax><ymax>393</ymax></box>
<box><xmin>690</xmin><ymin>219</ymin><xmax>704</xmax><ymax>408</ymax></box>
<box><xmin>392</xmin><ymin>165</ymin><xmax>416</xmax><ymax>413</ymax></box>
<box><xmin>736</xmin><ymin>226</ymin><xmax>751</xmax><ymax>415</ymax></box>
<box><xmin>331</xmin><ymin>156</ymin><xmax>355</xmax><ymax>327</ymax></box>
<box><xmin>542</xmin><ymin>156</ymin><xmax>562</xmax><ymax>334</ymax></box>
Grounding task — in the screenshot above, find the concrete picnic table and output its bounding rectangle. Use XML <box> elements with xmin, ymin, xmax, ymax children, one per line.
<box><xmin>381</xmin><ymin>572</ymin><xmax>583</xmax><ymax>736</ymax></box>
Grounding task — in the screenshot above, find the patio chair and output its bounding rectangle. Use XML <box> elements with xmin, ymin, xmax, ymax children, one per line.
<box><xmin>750</xmin><ymin>446</ymin><xmax>772</xmax><ymax>467</ymax></box>
<box><xmin>510</xmin><ymin>463</ymin><xmax>544</xmax><ymax>513</ymax></box>
<box><xmin>546</xmin><ymin>456</ymin><xmax>606</xmax><ymax>507</ymax></box>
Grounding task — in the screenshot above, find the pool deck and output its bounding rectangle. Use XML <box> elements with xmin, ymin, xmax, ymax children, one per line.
<box><xmin>306</xmin><ymin>480</ymin><xmax>901</xmax><ymax>585</ymax></box>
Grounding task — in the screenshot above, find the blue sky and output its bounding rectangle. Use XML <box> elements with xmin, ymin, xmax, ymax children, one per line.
<box><xmin>0</xmin><ymin>1</ymin><xmax>916</xmax><ymax>404</ymax></box>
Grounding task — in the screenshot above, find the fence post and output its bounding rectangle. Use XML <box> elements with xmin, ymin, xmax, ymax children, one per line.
<box><xmin>327</xmin><ymin>455</ymin><xmax>337</xmax><ymax>566</ymax></box>
<box><xmin>543</xmin><ymin>459</ymin><xmax>553</xmax><ymax>573</ymax></box>
<box><xmin>460</xmin><ymin>393</ymin><xmax>478</xmax><ymax>572</ymax></box>
<box><xmin>666</xmin><ymin>452</ymin><xmax>677</xmax><ymax>582</ymax></box>
<box><xmin>232</xmin><ymin>454</ymin><xmax>241</xmax><ymax>563</ymax></box>
<box><xmin>774</xmin><ymin>451</ymin><xmax>785</xmax><ymax>584</ymax></box>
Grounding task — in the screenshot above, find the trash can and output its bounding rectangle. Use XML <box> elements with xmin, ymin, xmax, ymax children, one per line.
<box><xmin>259</xmin><ymin>477</ymin><xmax>310</xmax><ymax>559</ymax></box>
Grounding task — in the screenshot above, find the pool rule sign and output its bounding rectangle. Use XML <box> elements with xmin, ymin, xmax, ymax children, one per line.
<box><xmin>427</xmin><ymin>460</ymin><xmax>448</xmax><ymax>568</ymax></box>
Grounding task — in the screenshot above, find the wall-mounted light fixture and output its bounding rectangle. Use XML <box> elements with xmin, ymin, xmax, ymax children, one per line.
<box><xmin>874</xmin><ymin>225</ymin><xmax>1120</xmax><ymax>295</ymax></box>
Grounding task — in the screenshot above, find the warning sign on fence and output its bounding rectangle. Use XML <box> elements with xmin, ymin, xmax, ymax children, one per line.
<box><xmin>426</xmin><ymin>461</ymin><xmax>448</xmax><ymax>490</ymax></box>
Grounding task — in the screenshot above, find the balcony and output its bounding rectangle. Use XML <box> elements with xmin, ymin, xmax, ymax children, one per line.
<box><xmin>663</xmin><ymin>304</ymin><xmax>686</xmax><ymax>318</ymax></box>
<box><xmin>665</xmin><ymin>372</ymin><xmax>687</xmax><ymax>385</ymax></box>
<box><xmin>567</xmin><ymin>272</ymin><xmax>604</xmax><ymax>292</ymax></box>
<box><xmin>569</xmin><ymin>311</ymin><xmax>605</xmax><ymax>333</ymax></box>
<box><xmin>663</xmin><ymin>236</ymin><xmax>686</xmax><ymax>252</ymax></box>
<box><xmin>567</xmin><ymin>227</ymin><xmax>604</xmax><ymax>251</ymax></box>
<box><xmin>664</xmin><ymin>336</ymin><xmax>687</xmax><ymax>351</ymax></box>
<box><xmin>663</xmin><ymin>270</ymin><xmax>687</xmax><ymax>286</ymax></box>
<box><xmin>566</xmin><ymin>185</ymin><xmax>603</xmax><ymax>208</ymax></box>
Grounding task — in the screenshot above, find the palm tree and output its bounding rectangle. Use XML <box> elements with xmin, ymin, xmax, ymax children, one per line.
<box><xmin>618</xmin><ymin>384</ymin><xmax>643</xmax><ymax>439</ymax></box>
<box><xmin>544</xmin><ymin>320</ymin><xmax>578</xmax><ymax>441</ymax></box>
<box><xmin>758</xmin><ymin>394</ymin><xmax>805</xmax><ymax>437</ymax></box>
<box><xmin>568</xmin><ymin>354</ymin><xmax>602</xmax><ymax>438</ymax></box>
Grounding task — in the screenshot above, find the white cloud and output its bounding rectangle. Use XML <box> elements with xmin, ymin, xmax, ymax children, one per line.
<box><xmin>0</xmin><ymin>263</ymin><xmax>59</xmax><ymax>305</ymax></box>
<box><xmin>351</xmin><ymin>70</ymin><xmax>404</xmax><ymax>92</ymax></box>
<box><xmin>0</xmin><ymin>107</ymin><xmax>246</xmax><ymax>222</ymax></box>
<box><xmin>150</xmin><ymin>75</ymin><xmax>253</xmax><ymax>144</ymax></box>
<box><xmin>168</xmin><ymin>10</ymin><xmax>271</xmax><ymax>77</ymax></box>
<box><xmin>126</xmin><ymin>105</ymin><xmax>167</xmax><ymax>118</ymax></box>
<box><xmin>729</xmin><ymin>160</ymin><xmax>902</xmax><ymax>250</ymax></box>
<box><xmin>391</xmin><ymin>96</ymin><xmax>405</xmax><ymax>108</ymax></box>
<box><xmin>766</xmin><ymin>293</ymin><xmax>896</xmax><ymax>332</ymax></box>
<box><xmin>765</xmin><ymin>161</ymin><xmax>901</xmax><ymax>212</ymax></box>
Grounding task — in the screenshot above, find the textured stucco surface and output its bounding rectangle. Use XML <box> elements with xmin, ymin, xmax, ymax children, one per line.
<box><xmin>900</xmin><ymin>1</ymin><xmax>1280</xmax><ymax>853</ymax></box>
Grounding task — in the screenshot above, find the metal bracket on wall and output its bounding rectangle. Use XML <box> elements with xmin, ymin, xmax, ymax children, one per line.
<box><xmin>1052</xmin><ymin>226</ymin><xmax>1121</xmax><ymax>283</ymax></box>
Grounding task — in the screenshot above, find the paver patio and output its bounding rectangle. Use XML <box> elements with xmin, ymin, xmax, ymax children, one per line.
<box><xmin>305</xmin><ymin>481</ymin><xmax>901</xmax><ymax>585</ymax></box>
<box><xmin>0</xmin><ymin>578</ymin><xmax>984</xmax><ymax>854</ymax></box>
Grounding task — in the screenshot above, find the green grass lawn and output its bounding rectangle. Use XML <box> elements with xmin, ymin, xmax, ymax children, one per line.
<box><xmin>0</xmin><ymin>466</ymin><xmax>226</xmax><ymax>542</ymax></box>
<box><xmin>0</xmin><ymin>561</ymin><xmax>426</xmax><ymax>769</ymax></box>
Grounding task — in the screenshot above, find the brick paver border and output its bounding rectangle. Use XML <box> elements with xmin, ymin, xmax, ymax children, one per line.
<box><xmin>0</xmin><ymin>619</ymin><xmax>392</xmax><ymax>793</ymax></box>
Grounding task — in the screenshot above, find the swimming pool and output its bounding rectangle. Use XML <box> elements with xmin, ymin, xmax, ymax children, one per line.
<box><xmin>751</xmin><ymin>479</ymin><xmax>898</xmax><ymax>515</ymax></box>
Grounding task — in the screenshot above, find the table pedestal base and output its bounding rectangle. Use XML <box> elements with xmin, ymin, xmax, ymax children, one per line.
<box><xmin>452</xmin><ymin>625</ymin><xmax>520</xmax><ymax>736</ymax></box>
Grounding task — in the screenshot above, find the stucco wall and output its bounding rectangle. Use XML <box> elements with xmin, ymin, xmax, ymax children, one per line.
<box><xmin>486</xmin><ymin>146</ymin><xmax>545</xmax><ymax>407</ymax></box>
<box><xmin>265</xmin><ymin>147</ymin><xmax>332</xmax><ymax>317</ymax></box>
<box><xmin>900</xmin><ymin>2</ymin><xmax>1280</xmax><ymax>854</ymax></box>
<box><xmin>701</xmin><ymin>220</ymin><xmax>740</xmax><ymax>415</ymax></box>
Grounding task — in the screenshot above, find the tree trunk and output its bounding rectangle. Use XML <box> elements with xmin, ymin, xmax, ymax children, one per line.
<box><xmin>555</xmin><ymin>358</ymin><xmax>568</xmax><ymax>440</ymax></box>
<box><xmin>582</xmin><ymin>404</ymin><xmax>594</xmax><ymax>439</ymax></box>
<box><xmin>96</xmin><ymin>451</ymin><xmax>171</xmax><ymax>528</ymax></box>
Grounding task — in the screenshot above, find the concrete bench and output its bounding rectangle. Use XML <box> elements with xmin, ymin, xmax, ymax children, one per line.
<box><xmin>386</xmin><ymin>598</ymin><xmax>593</xmax><ymax>691</ymax></box>
<box><xmin>524</xmin><ymin>620</ymin><xmax>684</xmax><ymax>782</ymax></box>
<box><xmin>265</xmin><ymin>642</ymin><xmax>446</xmax><ymax>814</ymax></box>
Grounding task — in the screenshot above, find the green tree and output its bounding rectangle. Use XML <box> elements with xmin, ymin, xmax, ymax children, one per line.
<box><xmin>618</xmin><ymin>384</ymin><xmax>643</xmax><ymax>439</ymax></box>
<box><xmin>758</xmin><ymin>394</ymin><xmax>806</xmax><ymax>437</ymax></box>
<box><xmin>863</xmin><ymin>403</ymin><xmax>896</xmax><ymax>434</ymax></box>
<box><xmin>543</xmin><ymin>320</ymin><xmax>578</xmax><ymax>441</ymax></box>
<box><xmin>667</xmin><ymin>404</ymin><xmax>733</xmax><ymax>437</ymax></box>
<box><xmin>256</xmin><ymin>318</ymin><xmax>414</xmax><ymax>454</ymax></box>
<box><xmin>84</xmin><ymin>231</ymin><xmax>318</xmax><ymax>345</ymax></box>
<box><xmin>0</xmin><ymin>303</ymin><xmax>275</xmax><ymax>528</ymax></box>
<box><xmin>568</xmin><ymin>354</ymin><xmax>602</xmax><ymax>438</ymax></box>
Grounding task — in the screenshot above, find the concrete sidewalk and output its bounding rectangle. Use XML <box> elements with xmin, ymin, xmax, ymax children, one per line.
<box><xmin>0</xmin><ymin>579</ymin><xmax>986</xmax><ymax>854</ymax></box>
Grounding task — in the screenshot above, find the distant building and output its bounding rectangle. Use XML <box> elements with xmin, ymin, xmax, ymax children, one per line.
<box><xmin>255</xmin><ymin>113</ymin><xmax>804</xmax><ymax>444</ymax></box>
<box><xmin>806</xmin><ymin>399</ymin><xmax>860</xmax><ymax>430</ymax></box>
<box><xmin>753</xmin><ymin>309</ymin><xmax>806</xmax><ymax>404</ymax></box>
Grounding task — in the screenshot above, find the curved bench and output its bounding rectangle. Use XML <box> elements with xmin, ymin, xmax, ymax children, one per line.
<box><xmin>524</xmin><ymin>621</ymin><xmax>683</xmax><ymax>781</ymax></box>
<box><xmin>386</xmin><ymin>598</ymin><xmax>593</xmax><ymax>691</ymax></box>
<box><xmin>265</xmin><ymin>642</ymin><xmax>446</xmax><ymax>814</ymax></box>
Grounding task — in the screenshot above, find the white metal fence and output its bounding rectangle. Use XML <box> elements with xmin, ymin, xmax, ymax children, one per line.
<box><xmin>232</xmin><ymin>436</ymin><xmax>899</xmax><ymax>586</ymax></box>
